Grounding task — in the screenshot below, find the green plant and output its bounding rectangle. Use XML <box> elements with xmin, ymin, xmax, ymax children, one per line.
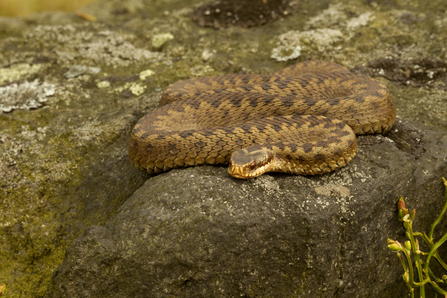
<box><xmin>388</xmin><ymin>177</ymin><xmax>447</xmax><ymax>298</ymax></box>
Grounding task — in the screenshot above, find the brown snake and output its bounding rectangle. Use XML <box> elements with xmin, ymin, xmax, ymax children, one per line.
<box><xmin>129</xmin><ymin>60</ymin><xmax>396</xmax><ymax>179</ymax></box>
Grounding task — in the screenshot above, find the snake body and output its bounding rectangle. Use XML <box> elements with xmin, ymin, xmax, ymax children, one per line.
<box><xmin>129</xmin><ymin>61</ymin><xmax>396</xmax><ymax>178</ymax></box>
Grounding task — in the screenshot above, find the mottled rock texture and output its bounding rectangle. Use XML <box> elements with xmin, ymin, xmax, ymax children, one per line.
<box><xmin>46</xmin><ymin>120</ymin><xmax>447</xmax><ymax>297</ymax></box>
<box><xmin>192</xmin><ymin>0</ymin><xmax>300</xmax><ymax>28</ymax></box>
<box><xmin>0</xmin><ymin>0</ymin><xmax>446</xmax><ymax>297</ymax></box>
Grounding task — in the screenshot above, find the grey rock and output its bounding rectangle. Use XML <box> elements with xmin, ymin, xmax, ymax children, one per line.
<box><xmin>46</xmin><ymin>119</ymin><xmax>447</xmax><ymax>297</ymax></box>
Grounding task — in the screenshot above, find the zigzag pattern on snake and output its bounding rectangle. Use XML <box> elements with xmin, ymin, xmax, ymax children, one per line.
<box><xmin>129</xmin><ymin>60</ymin><xmax>396</xmax><ymax>179</ymax></box>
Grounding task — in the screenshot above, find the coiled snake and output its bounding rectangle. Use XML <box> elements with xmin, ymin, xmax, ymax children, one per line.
<box><xmin>129</xmin><ymin>60</ymin><xmax>395</xmax><ymax>179</ymax></box>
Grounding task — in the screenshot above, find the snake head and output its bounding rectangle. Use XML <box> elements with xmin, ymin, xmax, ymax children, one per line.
<box><xmin>228</xmin><ymin>145</ymin><xmax>274</xmax><ymax>179</ymax></box>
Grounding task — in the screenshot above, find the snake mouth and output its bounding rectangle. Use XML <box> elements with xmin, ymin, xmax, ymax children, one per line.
<box><xmin>228</xmin><ymin>146</ymin><xmax>274</xmax><ymax>179</ymax></box>
<box><xmin>228</xmin><ymin>163</ymin><xmax>270</xmax><ymax>179</ymax></box>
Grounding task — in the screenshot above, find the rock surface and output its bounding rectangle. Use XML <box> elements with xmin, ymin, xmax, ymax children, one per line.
<box><xmin>192</xmin><ymin>0</ymin><xmax>301</xmax><ymax>28</ymax></box>
<box><xmin>0</xmin><ymin>0</ymin><xmax>446</xmax><ymax>297</ymax></box>
<box><xmin>46</xmin><ymin>120</ymin><xmax>447</xmax><ymax>297</ymax></box>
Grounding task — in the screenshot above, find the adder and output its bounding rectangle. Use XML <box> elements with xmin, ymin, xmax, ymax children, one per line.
<box><xmin>129</xmin><ymin>60</ymin><xmax>396</xmax><ymax>179</ymax></box>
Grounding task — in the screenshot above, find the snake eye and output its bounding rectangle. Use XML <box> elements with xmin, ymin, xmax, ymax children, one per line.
<box><xmin>250</xmin><ymin>161</ymin><xmax>256</xmax><ymax>170</ymax></box>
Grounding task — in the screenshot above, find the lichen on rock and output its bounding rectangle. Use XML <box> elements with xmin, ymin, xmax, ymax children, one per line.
<box><xmin>25</xmin><ymin>25</ymin><xmax>162</xmax><ymax>67</ymax></box>
<box><xmin>271</xmin><ymin>3</ymin><xmax>376</xmax><ymax>61</ymax></box>
<box><xmin>151</xmin><ymin>33</ymin><xmax>174</xmax><ymax>49</ymax></box>
<box><xmin>0</xmin><ymin>79</ymin><xmax>55</xmax><ymax>113</ymax></box>
<box><xmin>271</xmin><ymin>28</ymin><xmax>343</xmax><ymax>61</ymax></box>
<box><xmin>0</xmin><ymin>63</ymin><xmax>44</xmax><ymax>84</ymax></box>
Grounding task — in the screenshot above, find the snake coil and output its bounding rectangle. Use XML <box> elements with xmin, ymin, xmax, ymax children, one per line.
<box><xmin>129</xmin><ymin>60</ymin><xmax>395</xmax><ymax>178</ymax></box>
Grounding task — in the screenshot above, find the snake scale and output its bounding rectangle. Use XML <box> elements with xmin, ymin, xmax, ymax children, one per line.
<box><xmin>129</xmin><ymin>60</ymin><xmax>396</xmax><ymax>179</ymax></box>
